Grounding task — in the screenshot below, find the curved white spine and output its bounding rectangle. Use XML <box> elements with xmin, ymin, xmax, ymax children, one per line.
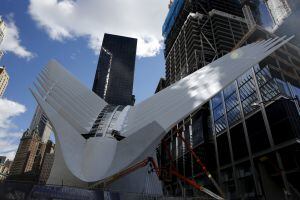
<box><xmin>30</xmin><ymin>36</ymin><xmax>292</xmax><ymax>185</ymax></box>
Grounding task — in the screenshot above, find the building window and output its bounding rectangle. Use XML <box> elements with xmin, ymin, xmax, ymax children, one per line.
<box><xmin>238</xmin><ymin>69</ymin><xmax>259</xmax><ymax>115</ymax></box>
<box><xmin>230</xmin><ymin>123</ymin><xmax>249</xmax><ymax>161</ymax></box>
<box><xmin>172</xmin><ymin>133</ymin><xmax>176</xmax><ymax>159</ymax></box>
<box><xmin>255</xmin><ymin>65</ymin><xmax>280</xmax><ymax>101</ymax></box>
<box><xmin>220</xmin><ymin>167</ymin><xmax>236</xmax><ymax>198</ymax></box>
<box><xmin>286</xmin><ymin>75</ymin><xmax>300</xmax><ymax>102</ymax></box>
<box><xmin>183</xmin><ymin>123</ymin><xmax>191</xmax><ymax>153</ymax></box>
<box><xmin>266</xmin><ymin>99</ymin><xmax>300</xmax><ymax>144</ymax></box>
<box><xmin>276</xmin><ymin>78</ymin><xmax>292</xmax><ymax>97</ymax></box>
<box><xmin>245</xmin><ymin>111</ymin><xmax>270</xmax><ymax>153</ymax></box>
<box><xmin>212</xmin><ymin>93</ymin><xmax>226</xmax><ymax>134</ymax></box>
<box><xmin>269</xmin><ymin>66</ymin><xmax>292</xmax><ymax>97</ymax></box>
<box><xmin>217</xmin><ymin>133</ymin><xmax>231</xmax><ymax>166</ymax></box>
<box><xmin>236</xmin><ymin>161</ymin><xmax>256</xmax><ymax>198</ymax></box>
<box><xmin>224</xmin><ymin>83</ymin><xmax>241</xmax><ymax>126</ymax></box>
<box><xmin>192</xmin><ymin>112</ymin><xmax>204</xmax><ymax>146</ymax></box>
<box><xmin>280</xmin><ymin>145</ymin><xmax>299</xmax><ymax>171</ymax></box>
<box><xmin>177</xmin><ymin>133</ymin><xmax>184</xmax><ymax>158</ymax></box>
<box><xmin>184</xmin><ymin>153</ymin><xmax>192</xmax><ymax>178</ymax></box>
<box><xmin>192</xmin><ymin>146</ymin><xmax>206</xmax><ymax>176</ymax></box>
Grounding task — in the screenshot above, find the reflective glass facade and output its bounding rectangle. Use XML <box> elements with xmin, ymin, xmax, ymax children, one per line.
<box><xmin>210</xmin><ymin>37</ymin><xmax>300</xmax><ymax>198</ymax></box>
<box><xmin>93</xmin><ymin>33</ymin><xmax>137</xmax><ymax>106</ymax></box>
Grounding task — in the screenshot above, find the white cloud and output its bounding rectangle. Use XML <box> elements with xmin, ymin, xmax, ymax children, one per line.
<box><xmin>0</xmin><ymin>136</ymin><xmax>21</xmax><ymax>160</ymax></box>
<box><xmin>0</xmin><ymin>17</ymin><xmax>34</xmax><ymax>60</ymax></box>
<box><xmin>0</xmin><ymin>98</ymin><xmax>26</xmax><ymax>128</ymax></box>
<box><xmin>0</xmin><ymin>98</ymin><xmax>26</xmax><ymax>160</ymax></box>
<box><xmin>28</xmin><ymin>0</ymin><xmax>169</xmax><ymax>57</ymax></box>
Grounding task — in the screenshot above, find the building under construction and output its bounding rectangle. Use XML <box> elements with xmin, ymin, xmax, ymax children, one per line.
<box><xmin>157</xmin><ymin>0</ymin><xmax>300</xmax><ymax>199</ymax></box>
<box><xmin>163</xmin><ymin>0</ymin><xmax>247</xmax><ymax>85</ymax></box>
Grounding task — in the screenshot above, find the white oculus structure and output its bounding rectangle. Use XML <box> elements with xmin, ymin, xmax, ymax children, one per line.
<box><xmin>30</xmin><ymin>36</ymin><xmax>292</xmax><ymax>193</ymax></box>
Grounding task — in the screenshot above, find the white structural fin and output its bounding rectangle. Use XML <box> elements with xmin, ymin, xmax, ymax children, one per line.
<box><xmin>123</xmin><ymin>36</ymin><xmax>293</xmax><ymax>136</ymax></box>
<box><xmin>31</xmin><ymin>60</ymin><xmax>115</xmax><ymax>182</ymax></box>
<box><xmin>30</xmin><ymin>36</ymin><xmax>292</xmax><ymax>185</ymax></box>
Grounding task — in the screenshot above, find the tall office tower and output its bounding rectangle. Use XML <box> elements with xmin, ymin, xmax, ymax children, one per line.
<box><xmin>9</xmin><ymin>128</ymin><xmax>54</xmax><ymax>182</ymax></box>
<box><xmin>0</xmin><ymin>18</ymin><xmax>5</xmax><ymax>60</ymax></box>
<box><xmin>93</xmin><ymin>33</ymin><xmax>137</xmax><ymax>106</ymax></box>
<box><xmin>0</xmin><ymin>66</ymin><xmax>9</xmax><ymax>97</ymax></box>
<box><xmin>158</xmin><ymin>0</ymin><xmax>300</xmax><ymax>199</ymax></box>
<box><xmin>30</xmin><ymin>106</ymin><xmax>52</xmax><ymax>143</ymax></box>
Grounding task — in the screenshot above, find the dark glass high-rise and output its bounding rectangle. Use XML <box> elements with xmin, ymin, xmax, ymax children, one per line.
<box><xmin>93</xmin><ymin>33</ymin><xmax>137</xmax><ymax>106</ymax></box>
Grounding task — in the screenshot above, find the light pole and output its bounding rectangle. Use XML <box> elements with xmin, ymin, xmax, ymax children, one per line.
<box><xmin>251</xmin><ymin>96</ymin><xmax>299</xmax><ymax>107</ymax></box>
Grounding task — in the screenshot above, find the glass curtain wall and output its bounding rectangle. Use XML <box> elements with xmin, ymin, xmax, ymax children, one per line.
<box><xmin>211</xmin><ymin>61</ymin><xmax>300</xmax><ymax>198</ymax></box>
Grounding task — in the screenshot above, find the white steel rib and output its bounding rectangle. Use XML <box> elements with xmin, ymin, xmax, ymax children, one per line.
<box><xmin>30</xmin><ymin>36</ymin><xmax>292</xmax><ymax>185</ymax></box>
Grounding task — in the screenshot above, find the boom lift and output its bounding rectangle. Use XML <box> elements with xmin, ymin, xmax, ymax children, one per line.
<box><xmin>90</xmin><ymin>127</ymin><xmax>224</xmax><ymax>200</ymax></box>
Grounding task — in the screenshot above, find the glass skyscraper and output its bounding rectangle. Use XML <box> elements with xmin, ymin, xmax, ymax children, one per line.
<box><xmin>93</xmin><ymin>33</ymin><xmax>137</xmax><ymax>106</ymax></box>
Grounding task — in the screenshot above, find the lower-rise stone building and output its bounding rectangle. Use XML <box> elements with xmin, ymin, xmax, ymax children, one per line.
<box><xmin>0</xmin><ymin>159</ymin><xmax>13</xmax><ymax>182</ymax></box>
<box><xmin>39</xmin><ymin>151</ymin><xmax>55</xmax><ymax>184</ymax></box>
<box><xmin>8</xmin><ymin>128</ymin><xmax>54</xmax><ymax>182</ymax></box>
<box><xmin>0</xmin><ymin>66</ymin><xmax>9</xmax><ymax>97</ymax></box>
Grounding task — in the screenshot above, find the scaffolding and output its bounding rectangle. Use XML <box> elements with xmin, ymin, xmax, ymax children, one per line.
<box><xmin>164</xmin><ymin>9</ymin><xmax>248</xmax><ymax>85</ymax></box>
<box><xmin>163</xmin><ymin>0</ymin><xmax>244</xmax><ymax>58</ymax></box>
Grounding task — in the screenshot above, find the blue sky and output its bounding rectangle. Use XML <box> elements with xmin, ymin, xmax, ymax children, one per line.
<box><xmin>0</xmin><ymin>0</ymin><xmax>169</xmax><ymax>159</ymax></box>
